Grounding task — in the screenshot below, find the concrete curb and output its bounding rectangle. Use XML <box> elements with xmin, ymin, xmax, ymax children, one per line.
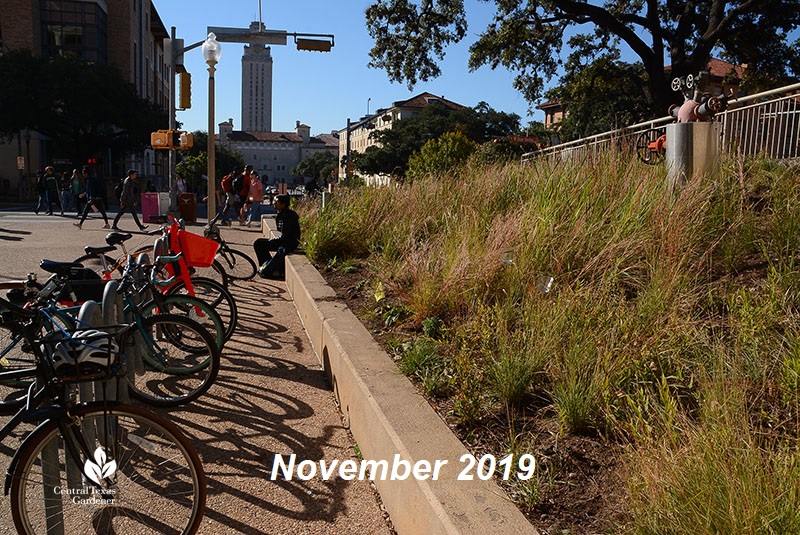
<box><xmin>263</xmin><ymin>218</ymin><xmax>537</xmax><ymax>535</ymax></box>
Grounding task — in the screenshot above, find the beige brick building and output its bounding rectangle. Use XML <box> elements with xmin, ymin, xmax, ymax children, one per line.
<box><xmin>338</xmin><ymin>92</ymin><xmax>466</xmax><ymax>182</ymax></box>
<box><xmin>219</xmin><ymin>119</ymin><xmax>338</xmax><ymax>186</ymax></box>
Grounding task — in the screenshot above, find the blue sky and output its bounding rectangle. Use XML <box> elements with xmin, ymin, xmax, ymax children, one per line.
<box><xmin>154</xmin><ymin>0</ymin><xmax>538</xmax><ymax>136</ymax></box>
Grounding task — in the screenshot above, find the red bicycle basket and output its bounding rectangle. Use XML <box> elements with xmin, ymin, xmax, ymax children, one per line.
<box><xmin>176</xmin><ymin>229</ymin><xmax>220</xmax><ymax>267</ymax></box>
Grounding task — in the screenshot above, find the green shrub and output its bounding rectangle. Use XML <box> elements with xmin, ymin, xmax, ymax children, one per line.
<box><xmin>406</xmin><ymin>131</ymin><xmax>476</xmax><ymax>181</ymax></box>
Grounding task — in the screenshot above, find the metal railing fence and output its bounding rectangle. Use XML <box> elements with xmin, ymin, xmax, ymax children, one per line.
<box><xmin>522</xmin><ymin>82</ymin><xmax>800</xmax><ymax>163</ymax></box>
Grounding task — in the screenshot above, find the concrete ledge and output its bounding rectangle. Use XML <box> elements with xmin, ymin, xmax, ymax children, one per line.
<box><xmin>265</xmin><ymin>218</ymin><xmax>536</xmax><ymax>534</ymax></box>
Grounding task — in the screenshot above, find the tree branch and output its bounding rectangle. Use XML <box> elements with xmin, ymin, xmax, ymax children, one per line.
<box><xmin>550</xmin><ymin>0</ymin><xmax>657</xmax><ymax>64</ymax></box>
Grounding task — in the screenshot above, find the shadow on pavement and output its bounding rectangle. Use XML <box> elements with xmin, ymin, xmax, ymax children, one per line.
<box><xmin>153</xmin><ymin>278</ymin><xmax>373</xmax><ymax>533</ymax></box>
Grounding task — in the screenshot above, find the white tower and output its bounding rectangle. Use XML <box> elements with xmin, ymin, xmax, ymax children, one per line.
<box><xmin>241</xmin><ymin>22</ymin><xmax>273</xmax><ymax>132</ymax></box>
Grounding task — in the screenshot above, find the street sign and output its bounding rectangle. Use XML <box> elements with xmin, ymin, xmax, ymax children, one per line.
<box><xmin>208</xmin><ymin>26</ymin><xmax>288</xmax><ymax>45</ymax></box>
<box><xmin>17</xmin><ymin>157</ymin><xmax>24</xmax><ymax>170</ymax></box>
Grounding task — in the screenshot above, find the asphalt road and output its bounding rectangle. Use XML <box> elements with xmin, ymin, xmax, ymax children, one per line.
<box><xmin>0</xmin><ymin>207</ymin><xmax>393</xmax><ymax>534</ymax></box>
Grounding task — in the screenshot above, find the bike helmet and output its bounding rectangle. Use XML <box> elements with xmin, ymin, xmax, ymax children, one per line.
<box><xmin>42</xmin><ymin>330</ymin><xmax>118</xmax><ymax>374</ymax></box>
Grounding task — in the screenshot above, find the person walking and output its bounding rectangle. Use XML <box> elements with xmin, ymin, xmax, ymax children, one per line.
<box><xmin>217</xmin><ymin>166</ymin><xmax>241</xmax><ymax>226</ymax></box>
<box><xmin>244</xmin><ymin>170</ymin><xmax>264</xmax><ymax>227</ymax></box>
<box><xmin>59</xmin><ymin>171</ymin><xmax>73</xmax><ymax>213</ymax></box>
<box><xmin>33</xmin><ymin>170</ymin><xmax>47</xmax><ymax>214</ymax></box>
<box><xmin>176</xmin><ymin>173</ymin><xmax>188</xmax><ymax>195</ymax></box>
<box><xmin>253</xmin><ymin>194</ymin><xmax>300</xmax><ymax>280</ymax></box>
<box><xmin>111</xmin><ymin>169</ymin><xmax>148</xmax><ymax>231</ymax></box>
<box><xmin>71</xmin><ymin>168</ymin><xmax>85</xmax><ymax>216</ymax></box>
<box><xmin>73</xmin><ymin>167</ymin><xmax>110</xmax><ymax>229</ymax></box>
<box><xmin>43</xmin><ymin>166</ymin><xmax>63</xmax><ymax>216</ymax></box>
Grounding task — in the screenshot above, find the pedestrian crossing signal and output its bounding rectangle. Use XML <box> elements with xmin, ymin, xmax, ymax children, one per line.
<box><xmin>151</xmin><ymin>130</ymin><xmax>172</xmax><ymax>149</ymax></box>
<box><xmin>179</xmin><ymin>132</ymin><xmax>194</xmax><ymax>149</ymax></box>
<box><xmin>150</xmin><ymin>130</ymin><xmax>193</xmax><ymax>150</ymax></box>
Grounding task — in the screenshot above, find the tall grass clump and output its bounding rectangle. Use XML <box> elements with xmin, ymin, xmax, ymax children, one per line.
<box><xmin>299</xmin><ymin>153</ymin><xmax>800</xmax><ymax>528</ymax></box>
<box><xmin>626</xmin><ymin>380</ymin><xmax>800</xmax><ymax>534</ymax></box>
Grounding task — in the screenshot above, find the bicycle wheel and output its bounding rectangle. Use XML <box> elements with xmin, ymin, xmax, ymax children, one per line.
<box><xmin>167</xmin><ymin>277</ymin><xmax>238</xmax><ymax>341</ymax></box>
<box><xmin>10</xmin><ymin>402</ymin><xmax>206</xmax><ymax>535</ymax></box>
<box><xmin>125</xmin><ymin>314</ymin><xmax>220</xmax><ymax>407</ymax></box>
<box><xmin>74</xmin><ymin>252</ymin><xmax>124</xmax><ymax>278</ymax></box>
<box><xmin>217</xmin><ymin>247</ymin><xmax>257</xmax><ymax>281</ymax></box>
<box><xmin>193</xmin><ymin>259</ymin><xmax>229</xmax><ymax>289</ymax></box>
<box><xmin>139</xmin><ymin>294</ymin><xmax>229</xmax><ymax>348</ymax></box>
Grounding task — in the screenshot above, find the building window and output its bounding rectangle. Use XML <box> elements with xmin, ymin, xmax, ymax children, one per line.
<box><xmin>40</xmin><ymin>0</ymin><xmax>108</xmax><ymax>62</ymax></box>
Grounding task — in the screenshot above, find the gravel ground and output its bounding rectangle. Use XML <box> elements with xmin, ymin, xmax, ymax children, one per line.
<box><xmin>0</xmin><ymin>212</ymin><xmax>393</xmax><ymax>535</ymax></box>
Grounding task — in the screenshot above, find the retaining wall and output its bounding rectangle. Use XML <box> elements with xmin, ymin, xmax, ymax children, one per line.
<box><xmin>263</xmin><ymin>217</ymin><xmax>536</xmax><ymax>534</ymax></box>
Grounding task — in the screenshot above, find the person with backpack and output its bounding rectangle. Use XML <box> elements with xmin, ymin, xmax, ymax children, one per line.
<box><xmin>238</xmin><ymin>167</ymin><xmax>256</xmax><ymax>225</ymax></box>
<box><xmin>43</xmin><ymin>166</ymin><xmax>63</xmax><ymax>216</ymax></box>
<box><xmin>111</xmin><ymin>169</ymin><xmax>148</xmax><ymax>231</ymax></box>
<box><xmin>217</xmin><ymin>166</ymin><xmax>242</xmax><ymax>226</ymax></box>
<box><xmin>74</xmin><ymin>167</ymin><xmax>110</xmax><ymax>229</ymax></box>
<box><xmin>231</xmin><ymin>165</ymin><xmax>251</xmax><ymax>224</ymax></box>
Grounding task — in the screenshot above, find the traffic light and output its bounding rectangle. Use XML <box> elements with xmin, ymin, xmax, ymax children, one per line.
<box><xmin>179</xmin><ymin>72</ymin><xmax>191</xmax><ymax>109</ymax></box>
<box><xmin>179</xmin><ymin>132</ymin><xmax>194</xmax><ymax>149</ymax></box>
<box><xmin>151</xmin><ymin>130</ymin><xmax>173</xmax><ymax>149</ymax></box>
<box><xmin>296</xmin><ymin>38</ymin><xmax>332</xmax><ymax>52</ymax></box>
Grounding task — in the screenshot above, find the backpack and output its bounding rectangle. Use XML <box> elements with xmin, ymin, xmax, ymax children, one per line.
<box><xmin>221</xmin><ymin>173</ymin><xmax>233</xmax><ymax>193</ymax></box>
<box><xmin>114</xmin><ymin>179</ymin><xmax>124</xmax><ymax>201</ymax></box>
<box><xmin>231</xmin><ymin>173</ymin><xmax>244</xmax><ymax>196</ymax></box>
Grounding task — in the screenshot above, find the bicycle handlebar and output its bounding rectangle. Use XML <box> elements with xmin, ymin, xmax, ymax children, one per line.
<box><xmin>150</xmin><ymin>252</ymin><xmax>183</xmax><ymax>287</ymax></box>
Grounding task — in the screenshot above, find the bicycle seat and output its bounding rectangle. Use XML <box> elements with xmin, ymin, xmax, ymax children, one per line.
<box><xmin>39</xmin><ymin>260</ymin><xmax>86</xmax><ymax>277</ymax></box>
<box><xmin>84</xmin><ymin>245</ymin><xmax>117</xmax><ymax>255</ymax></box>
<box><xmin>105</xmin><ymin>232</ymin><xmax>133</xmax><ymax>246</ymax></box>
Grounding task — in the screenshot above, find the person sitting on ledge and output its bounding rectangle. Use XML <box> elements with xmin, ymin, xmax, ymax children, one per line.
<box><xmin>254</xmin><ymin>194</ymin><xmax>300</xmax><ymax>280</ymax></box>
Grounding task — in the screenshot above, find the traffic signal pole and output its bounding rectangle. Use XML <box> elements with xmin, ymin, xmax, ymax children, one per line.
<box><xmin>167</xmin><ymin>26</ymin><xmax>178</xmax><ymax>212</ymax></box>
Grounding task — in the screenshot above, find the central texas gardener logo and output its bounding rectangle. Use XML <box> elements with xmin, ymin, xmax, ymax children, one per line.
<box><xmin>84</xmin><ymin>447</ymin><xmax>117</xmax><ymax>485</ymax></box>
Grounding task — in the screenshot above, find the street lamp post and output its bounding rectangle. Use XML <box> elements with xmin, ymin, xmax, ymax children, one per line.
<box><xmin>202</xmin><ymin>33</ymin><xmax>222</xmax><ymax>220</ymax></box>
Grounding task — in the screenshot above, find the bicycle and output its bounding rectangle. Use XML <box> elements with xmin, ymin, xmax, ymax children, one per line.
<box><xmin>72</xmin><ymin>228</ymin><xmax>238</xmax><ymax>342</ymax></box>
<box><xmin>203</xmin><ymin>213</ymin><xmax>258</xmax><ymax>281</ymax></box>
<box><xmin>2</xmin><ymin>258</ymin><xmax>223</xmax><ymax>409</ymax></box>
<box><xmin>118</xmin><ymin>252</ymin><xmax>231</xmax><ymax>348</ymax></box>
<box><xmin>75</xmin><ymin>228</ymin><xmax>229</xmax><ymax>289</ymax></box>
<box><xmin>0</xmin><ymin>292</ymin><xmax>206</xmax><ymax>534</ymax></box>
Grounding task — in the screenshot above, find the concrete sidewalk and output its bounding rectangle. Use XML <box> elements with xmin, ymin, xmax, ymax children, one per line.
<box><xmin>0</xmin><ymin>212</ymin><xmax>393</xmax><ymax>535</ymax></box>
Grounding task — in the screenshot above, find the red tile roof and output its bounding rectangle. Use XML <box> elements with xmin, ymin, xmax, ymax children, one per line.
<box><xmin>227</xmin><ymin>131</ymin><xmax>304</xmax><ymax>143</ymax></box>
<box><xmin>706</xmin><ymin>58</ymin><xmax>745</xmax><ymax>79</ymax></box>
<box><xmin>392</xmin><ymin>92</ymin><xmax>466</xmax><ymax>111</ymax></box>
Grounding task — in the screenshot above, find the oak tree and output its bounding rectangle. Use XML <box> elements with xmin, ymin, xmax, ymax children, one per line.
<box><xmin>366</xmin><ymin>0</ymin><xmax>800</xmax><ymax>118</ymax></box>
